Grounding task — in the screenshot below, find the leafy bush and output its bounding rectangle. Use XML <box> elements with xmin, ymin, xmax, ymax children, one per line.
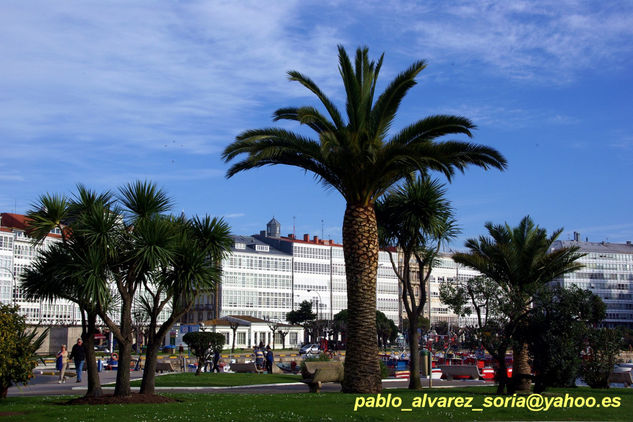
<box><xmin>379</xmin><ymin>359</ymin><xmax>390</xmax><ymax>379</ymax></box>
<box><xmin>300</xmin><ymin>353</ymin><xmax>330</xmax><ymax>372</ymax></box>
<box><xmin>182</xmin><ymin>332</ymin><xmax>225</xmax><ymax>375</ymax></box>
<box><xmin>0</xmin><ymin>304</ymin><xmax>48</xmax><ymax>398</ymax></box>
<box><xmin>581</xmin><ymin>328</ymin><xmax>621</xmax><ymax>389</ymax></box>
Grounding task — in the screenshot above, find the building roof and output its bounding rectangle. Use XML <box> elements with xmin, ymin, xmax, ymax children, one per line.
<box><xmin>0</xmin><ymin>213</ymin><xmax>62</xmax><ymax>239</ymax></box>
<box><xmin>278</xmin><ymin>234</ymin><xmax>342</xmax><ymax>247</ymax></box>
<box><xmin>200</xmin><ymin>318</ymin><xmax>234</xmax><ymax>327</ymax></box>
<box><xmin>552</xmin><ymin>240</ymin><xmax>633</xmax><ymax>254</ymax></box>
<box><xmin>229</xmin><ymin>235</ymin><xmax>290</xmax><ymax>256</ymax></box>
<box><xmin>226</xmin><ymin>315</ymin><xmax>271</xmax><ymax>323</ymax></box>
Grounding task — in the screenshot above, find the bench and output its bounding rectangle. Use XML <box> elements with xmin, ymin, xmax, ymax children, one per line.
<box><xmin>155</xmin><ymin>361</ymin><xmax>175</xmax><ymax>373</ymax></box>
<box><xmin>300</xmin><ymin>361</ymin><xmax>344</xmax><ymax>393</ymax></box>
<box><xmin>609</xmin><ymin>370</ymin><xmax>633</xmax><ymax>387</ymax></box>
<box><xmin>439</xmin><ymin>365</ymin><xmax>482</xmax><ymax>380</ymax></box>
<box><xmin>229</xmin><ymin>362</ymin><xmax>263</xmax><ymax>374</ymax></box>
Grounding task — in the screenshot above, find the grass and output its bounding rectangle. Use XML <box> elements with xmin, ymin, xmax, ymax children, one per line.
<box><xmin>2</xmin><ymin>387</ymin><xmax>632</xmax><ymax>421</ymax></box>
<box><xmin>128</xmin><ymin>372</ymin><xmax>302</xmax><ymax>387</ymax></box>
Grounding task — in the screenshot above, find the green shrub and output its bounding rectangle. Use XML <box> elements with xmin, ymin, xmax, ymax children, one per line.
<box><xmin>379</xmin><ymin>360</ymin><xmax>390</xmax><ymax>379</ymax></box>
<box><xmin>0</xmin><ymin>304</ymin><xmax>48</xmax><ymax>398</ymax></box>
<box><xmin>300</xmin><ymin>353</ymin><xmax>331</xmax><ymax>372</ymax></box>
<box><xmin>581</xmin><ymin>328</ymin><xmax>621</xmax><ymax>389</ymax></box>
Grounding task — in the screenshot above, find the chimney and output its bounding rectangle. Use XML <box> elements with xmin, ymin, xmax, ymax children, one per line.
<box><xmin>303</xmin><ymin>234</ymin><xmax>309</xmax><ymax>241</ymax></box>
<box><xmin>314</xmin><ymin>235</ymin><xmax>319</xmax><ymax>243</ymax></box>
<box><xmin>627</xmin><ymin>241</ymin><xmax>631</xmax><ymax>246</ymax></box>
<box><xmin>288</xmin><ymin>234</ymin><xmax>295</xmax><ymax>239</ymax></box>
<box><xmin>573</xmin><ymin>232</ymin><xmax>580</xmax><ymax>242</ymax></box>
<box><xmin>260</xmin><ymin>230</ymin><xmax>266</xmax><ymax>237</ymax></box>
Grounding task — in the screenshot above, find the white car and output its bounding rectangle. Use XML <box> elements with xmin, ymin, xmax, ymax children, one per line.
<box><xmin>299</xmin><ymin>344</ymin><xmax>320</xmax><ymax>355</ymax></box>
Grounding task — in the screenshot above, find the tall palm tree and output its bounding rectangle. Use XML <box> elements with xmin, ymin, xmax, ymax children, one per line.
<box><xmin>376</xmin><ymin>174</ymin><xmax>459</xmax><ymax>389</ymax></box>
<box><xmin>224</xmin><ymin>45</ymin><xmax>506</xmax><ymax>393</ymax></box>
<box><xmin>223</xmin><ymin>45</ymin><xmax>506</xmax><ymax>393</ymax></box>
<box><xmin>452</xmin><ymin>216</ymin><xmax>584</xmax><ymax>393</ymax></box>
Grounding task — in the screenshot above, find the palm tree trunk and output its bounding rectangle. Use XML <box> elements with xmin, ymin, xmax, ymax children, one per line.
<box><xmin>83</xmin><ymin>312</ymin><xmax>103</xmax><ymax>397</ymax></box>
<box><xmin>408</xmin><ymin>325</ymin><xmax>422</xmax><ymax>389</ymax></box>
<box><xmin>496</xmin><ymin>354</ymin><xmax>509</xmax><ymax>395</ymax></box>
<box><xmin>511</xmin><ymin>342</ymin><xmax>531</xmax><ymax>393</ymax></box>
<box><xmin>114</xmin><ymin>340</ymin><xmax>133</xmax><ymax>396</ymax></box>
<box><xmin>341</xmin><ymin>204</ymin><xmax>382</xmax><ymax>394</ymax></box>
<box><xmin>113</xmin><ymin>300</ymin><xmax>134</xmax><ymax>397</ymax></box>
<box><xmin>139</xmin><ymin>341</ymin><xmax>160</xmax><ymax>395</ymax></box>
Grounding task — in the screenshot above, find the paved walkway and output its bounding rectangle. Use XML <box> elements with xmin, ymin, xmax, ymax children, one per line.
<box><xmin>8</xmin><ymin>369</ymin><xmax>489</xmax><ymax>397</ymax></box>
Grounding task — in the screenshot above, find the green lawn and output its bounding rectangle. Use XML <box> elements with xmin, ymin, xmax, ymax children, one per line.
<box><xmin>2</xmin><ymin>387</ymin><xmax>631</xmax><ymax>421</ymax></box>
<box><xmin>128</xmin><ymin>372</ymin><xmax>302</xmax><ymax>387</ymax></box>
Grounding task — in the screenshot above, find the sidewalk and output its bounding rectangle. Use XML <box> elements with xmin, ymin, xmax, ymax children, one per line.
<box><xmin>7</xmin><ymin>369</ymin><xmax>488</xmax><ymax>397</ymax></box>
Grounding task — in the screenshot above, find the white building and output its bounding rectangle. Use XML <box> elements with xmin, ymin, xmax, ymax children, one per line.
<box><xmin>198</xmin><ymin>315</ymin><xmax>304</xmax><ymax>350</ymax></box>
<box><xmin>218</xmin><ymin>233</ymin><xmax>293</xmax><ymax>322</ymax></box>
<box><xmin>397</xmin><ymin>251</ymin><xmax>483</xmax><ymax>329</ymax></box>
<box><xmin>427</xmin><ymin>253</ymin><xmax>482</xmax><ymax>327</ymax></box>
<box><xmin>1</xmin><ymin>212</ymin><xmax>170</xmax><ymax>328</ymax></box>
<box><xmin>256</xmin><ymin>218</ymin><xmax>400</xmax><ymax>324</ymax></box>
<box><xmin>551</xmin><ymin>234</ymin><xmax>633</xmax><ymax>329</ymax></box>
<box><xmin>0</xmin><ymin>213</ymin><xmax>81</xmax><ymax>325</ymax></box>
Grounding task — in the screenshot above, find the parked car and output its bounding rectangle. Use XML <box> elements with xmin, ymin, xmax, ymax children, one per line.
<box><xmin>299</xmin><ymin>343</ymin><xmax>320</xmax><ymax>355</ymax></box>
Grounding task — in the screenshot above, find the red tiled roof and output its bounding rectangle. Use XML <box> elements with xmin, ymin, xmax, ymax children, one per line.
<box><xmin>1</xmin><ymin>213</ymin><xmax>30</xmax><ymax>230</ymax></box>
<box><xmin>0</xmin><ymin>212</ymin><xmax>63</xmax><ymax>239</ymax></box>
<box><xmin>226</xmin><ymin>315</ymin><xmax>270</xmax><ymax>323</ymax></box>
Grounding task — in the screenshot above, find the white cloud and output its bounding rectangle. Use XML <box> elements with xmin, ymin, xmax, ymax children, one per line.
<box><xmin>224</xmin><ymin>213</ymin><xmax>245</xmax><ymax>219</ymax></box>
<box><xmin>0</xmin><ymin>1</ymin><xmax>346</xmax><ymax>158</ymax></box>
<box><xmin>384</xmin><ymin>0</ymin><xmax>633</xmax><ymax>83</ymax></box>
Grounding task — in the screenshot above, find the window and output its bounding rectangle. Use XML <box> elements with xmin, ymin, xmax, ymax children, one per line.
<box><xmin>237</xmin><ymin>332</ymin><xmax>246</xmax><ymax>345</ymax></box>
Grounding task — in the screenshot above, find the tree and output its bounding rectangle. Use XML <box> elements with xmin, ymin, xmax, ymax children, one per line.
<box><xmin>440</xmin><ymin>275</ymin><xmax>514</xmax><ymax>394</ymax></box>
<box><xmin>452</xmin><ymin>216</ymin><xmax>585</xmax><ymax>393</ymax></box>
<box><xmin>268</xmin><ymin>321</ymin><xmax>281</xmax><ymax>350</ymax></box>
<box><xmin>278</xmin><ymin>330</ymin><xmax>289</xmax><ymax>349</ymax></box>
<box><xmin>183</xmin><ymin>332</ymin><xmax>225</xmax><ymax>376</ymax></box>
<box><xmin>228</xmin><ymin>320</ymin><xmax>240</xmax><ymax>353</ymax></box>
<box><xmin>0</xmin><ymin>304</ymin><xmax>47</xmax><ymax>398</ymax></box>
<box><xmin>581</xmin><ymin>328</ymin><xmax>621</xmax><ymax>388</ymax></box>
<box><xmin>376</xmin><ymin>174</ymin><xmax>458</xmax><ymax>389</ymax></box>
<box><xmin>287</xmin><ymin>301</ymin><xmax>317</xmax><ymax>329</ymax></box>
<box><xmin>138</xmin><ymin>215</ymin><xmax>231</xmax><ymax>395</ymax></box>
<box><xmin>23</xmin><ymin>187</ymin><xmax>114</xmax><ymax>398</ymax></box>
<box><xmin>376</xmin><ymin>311</ymin><xmax>398</xmax><ymax>349</ymax></box>
<box><xmin>24</xmin><ymin>181</ymin><xmax>230</xmax><ymax>397</ymax></box>
<box><xmin>333</xmin><ymin>309</ymin><xmax>349</xmax><ymax>345</ymax></box>
<box><xmin>223</xmin><ymin>45</ymin><xmax>506</xmax><ymax>393</ymax></box>
<box><xmin>526</xmin><ymin>285</ymin><xmax>605</xmax><ymax>393</ymax></box>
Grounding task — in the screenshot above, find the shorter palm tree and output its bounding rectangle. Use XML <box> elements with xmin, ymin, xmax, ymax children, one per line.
<box><xmin>452</xmin><ymin>216</ymin><xmax>585</xmax><ymax>393</ymax></box>
<box><xmin>376</xmin><ymin>174</ymin><xmax>458</xmax><ymax>389</ymax></box>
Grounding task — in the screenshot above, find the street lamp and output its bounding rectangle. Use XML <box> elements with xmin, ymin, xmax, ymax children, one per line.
<box><xmin>306</xmin><ymin>289</ymin><xmax>322</xmax><ymax>321</ymax></box>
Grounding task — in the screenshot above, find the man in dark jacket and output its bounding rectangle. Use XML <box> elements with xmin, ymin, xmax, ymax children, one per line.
<box><xmin>265</xmin><ymin>346</ymin><xmax>274</xmax><ymax>374</ymax></box>
<box><xmin>69</xmin><ymin>338</ymin><xmax>86</xmax><ymax>383</ymax></box>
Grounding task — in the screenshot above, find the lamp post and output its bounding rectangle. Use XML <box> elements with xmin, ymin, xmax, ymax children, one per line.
<box><xmin>306</xmin><ymin>289</ymin><xmax>322</xmax><ymax>321</ymax></box>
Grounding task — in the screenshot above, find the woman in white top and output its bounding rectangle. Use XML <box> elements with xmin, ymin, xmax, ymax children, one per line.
<box><xmin>57</xmin><ymin>344</ymin><xmax>69</xmax><ymax>383</ymax></box>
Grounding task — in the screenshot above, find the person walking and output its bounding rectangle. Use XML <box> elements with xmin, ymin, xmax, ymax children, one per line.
<box><xmin>56</xmin><ymin>344</ymin><xmax>69</xmax><ymax>383</ymax></box>
<box><xmin>255</xmin><ymin>346</ymin><xmax>264</xmax><ymax>370</ymax></box>
<box><xmin>69</xmin><ymin>338</ymin><xmax>86</xmax><ymax>383</ymax></box>
<box><xmin>265</xmin><ymin>345</ymin><xmax>274</xmax><ymax>374</ymax></box>
<box><xmin>213</xmin><ymin>349</ymin><xmax>221</xmax><ymax>373</ymax></box>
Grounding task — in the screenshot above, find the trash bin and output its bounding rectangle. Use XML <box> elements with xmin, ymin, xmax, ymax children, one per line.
<box><xmin>421</xmin><ymin>350</ymin><xmax>430</xmax><ymax>377</ymax></box>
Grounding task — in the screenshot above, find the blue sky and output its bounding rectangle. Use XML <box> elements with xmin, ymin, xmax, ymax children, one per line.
<box><xmin>1</xmin><ymin>1</ymin><xmax>632</xmax><ymax>249</ymax></box>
